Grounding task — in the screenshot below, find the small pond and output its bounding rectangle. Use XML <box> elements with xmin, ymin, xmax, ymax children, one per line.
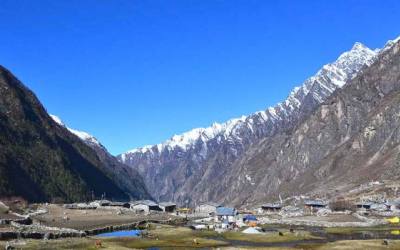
<box><xmin>96</xmin><ymin>229</ymin><xmax>142</xmax><ymax>237</ymax></box>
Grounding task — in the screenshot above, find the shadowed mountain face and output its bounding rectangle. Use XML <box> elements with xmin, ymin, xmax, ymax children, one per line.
<box><xmin>50</xmin><ymin>115</ymin><xmax>151</xmax><ymax>201</ymax></box>
<box><xmin>0</xmin><ymin>66</ymin><xmax>150</xmax><ymax>202</ymax></box>
<box><xmin>80</xmin><ymin>140</ymin><xmax>151</xmax><ymax>202</ymax></box>
<box><xmin>118</xmin><ymin>36</ymin><xmax>397</xmax><ymax>205</ymax></box>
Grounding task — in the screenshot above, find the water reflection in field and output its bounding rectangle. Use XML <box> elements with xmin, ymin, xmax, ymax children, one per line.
<box><xmin>96</xmin><ymin>229</ymin><xmax>141</xmax><ymax>237</ymax></box>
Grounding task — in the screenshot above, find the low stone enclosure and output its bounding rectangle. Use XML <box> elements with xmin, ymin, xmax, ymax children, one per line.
<box><xmin>0</xmin><ymin>218</ymin><xmax>187</xmax><ymax>241</ymax></box>
<box><xmin>0</xmin><ymin>230</ymin><xmax>86</xmax><ymax>241</ymax></box>
<box><xmin>0</xmin><ymin>217</ymin><xmax>32</xmax><ymax>226</ymax></box>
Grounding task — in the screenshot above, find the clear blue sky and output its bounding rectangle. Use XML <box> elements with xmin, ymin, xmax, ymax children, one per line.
<box><xmin>0</xmin><ymin>0</ymin><xmax>399</xmax><ymax>155</ymax></box>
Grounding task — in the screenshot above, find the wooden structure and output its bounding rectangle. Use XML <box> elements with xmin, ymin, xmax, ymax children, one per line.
<box><xmin>304</xmin><ymin>199</ymin><xmax>327</xmax><ymax>213</ymax></box>
<box><xmin>260</xmin><ymin>203</ymin><xmax>282</xmax><ymax>213</ymax></box>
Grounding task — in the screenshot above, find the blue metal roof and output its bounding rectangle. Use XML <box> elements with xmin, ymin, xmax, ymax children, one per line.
<box><xmin>216</xmin><ymin>207</ymin><xmax>236</xmax><ymax>216</ymax></box>
<box><xmin>244</xmin><ymin>214</ymin><xmax>257</xmax><ymax>221</ymax></box>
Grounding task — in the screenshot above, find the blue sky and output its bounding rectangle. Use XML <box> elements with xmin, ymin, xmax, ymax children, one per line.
<box><xmin>0</xmin><ymin>0</ymin><xmax>399</xmax><ymax>155</ymax></box>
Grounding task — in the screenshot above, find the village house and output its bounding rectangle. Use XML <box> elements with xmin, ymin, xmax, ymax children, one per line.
<box><xmin>243</xmin><ymin>214</ymin><xmax>258</xmax><ymax>226</ymax></box>
<box><xmin>356</xmin><ymin>201</ymin><xmax>373</xmax><ymax>210</ymax></box>
<box><xmin>372</xmin><ymin>202</ymin><xmax>390</xmax><ymax>211</ymax></box>
<box><xmin>258</xmin><ymin>203</ymin><xmax>282</xmax><ymax>214</ymax></box>
<box><xmin>354</xmin><ymin>200</ymin><xmax>393</xmax><ymax>213</ymax></box>
<box><xmin>89</xmin><ymin>200</ymin><xmax>111</xmax><ymax>207</ymax></box>
<box><xmin>237</xmin><ymin>209</ymin><xmax>254</xmax><ymax>215</ymax></box>
<box><xmin>304</xmin><ymin>200</ymin><xmax>327</xmax><ymax>213</ymax></box>
<box><xmin>195</xmin><ymin>202</ymin><xmax>221</xmax><ymax>215</ymax></box>
<box><xmin>176</xmin><ymin>207</ymin><xmax>192</xmax><ymax>216</ymax></box>
<box><xmin>130</xmin><ymin>200</ymin><xmax>161</xmax><ymax>214</ymax></box>
<box><xmin>386</xmin><ymin>200</ymin><xmax>400</xmax><ymax>212</ymax></box>
<box><xmin>63</xmin><ymin>203</ymin><xmax>97</xmax><ymax>210</ymax></box>
<box><xmin>159</xmin><ymin>202</ymin><xmax>177</xmax><ymax>213</ymax></box>
<box><xmin>109</xmin><ymin>202</ymin><xmax>130</xmax><ymax>208</ymax></box>
<box><xmin>215</xmin><ymin>207</ymin><xmax>237</xmax><ymax>223</ymax></box>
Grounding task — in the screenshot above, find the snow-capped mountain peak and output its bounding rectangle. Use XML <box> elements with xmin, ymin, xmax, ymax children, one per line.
<box><xmin>381</xmin><ymin>35</ymin><xmax>400</xmax><ymax>53</ymax></box>
<box><xmin>121</xmin><ymin>42</ymin><xmax>377</xmax><ymax>160</ymax></box>
<box><xmin>50</xmin><ymin>114</ymin><xmax>102</xmax><ymax>147</ymax></box>
<box><xmin>126</xmin><ymin>115</ymin><xmax>248</xmax><ymax>155</ymax></box>
<box><xmin>117</xmin><ymin>36</ymin><xmax>400</xmax><ymax>205</ymax></box>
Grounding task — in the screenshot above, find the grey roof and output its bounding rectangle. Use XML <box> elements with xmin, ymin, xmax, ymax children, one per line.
<box><xmin>109</xmin><ymin>202</ymin><xmax>129</xmax><ymax>206</ymax></box>
<box><xmin>131</xmin><ymin>200</ymin><xmax>158</xmax><ymax>206</ymax></box>
<box><xmin>93</xmin><ymin>200</ymin><xmax>111</xmax><ymax>205</ymax></box>
<box><xmin>386</xmin><ymin>200</ymin><xmax>400</xmax><ymax>206</ymax></box>
<box><xmin>304</xmin><ymin>200</ymin><xmax>327</xmax><ymax>206</ymax></box>
<box><xmin>261</xmin><ymin>203</ymin><xmax>282</xmax><ymax>208</ymax></box>
<box><xmin>216</xmin><ymin>207</ymin><xmax>237</xmax><ymax>216</ymax></box>
<box><xmin>198</xmin><ymin>202</ymin><xmax>221</xmax><ymax>207</ymax></box>
<box><xmin>159</xmin><ymin>202</ymin><xmax>176</xmax><ymax>207</ymax></box>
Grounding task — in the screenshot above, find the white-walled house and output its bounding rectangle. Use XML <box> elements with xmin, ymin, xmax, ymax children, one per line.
<box><xmin>89</xmin><ymin>200</ymin><xmax>111</xmax><ymax>207</ymax></box>
<box><xmin>159</xmin><ymin>202</ymin><xmax>177</xmax><ymax>213</ymax></box>
<box><xmin>387</xmin><ymin>200</ymin><xmax>400</xmax><ymax>212</ymax></box>
<box><xmin>130</xmin><ymin>200</ymin><xmax>161</xmax><ymax>214</ymax></box>
<box><xmin>215</xmin><ymin>207</ymin><xmax>237</xmax><ymax>223</ymax></box>
<box><xmin>195</xmin><ymin>202</ymin><xmax>221</xmax><ymax>215</ymax></box>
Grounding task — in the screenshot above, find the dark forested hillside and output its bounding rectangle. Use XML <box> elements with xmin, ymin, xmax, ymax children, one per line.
<box><xmin>0</xmin><ymin>66</ymin><xmax>149</xmax><ymax>202</ymax></box>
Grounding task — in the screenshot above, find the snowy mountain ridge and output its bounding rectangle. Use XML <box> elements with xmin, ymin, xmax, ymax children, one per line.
<box><xmin>124</xmin><ymin>115</ymin><xmax>248</xmax><ymax>155</ymax></box>
<box><xmin>121</xmin><ymin>41</ymin><xmax>378</xmax><ymax>159</ymax></box>
<box><xmin>50</xmin><ymin>114</ymin><xmax>102</xmax><ymax>147</ymax></box>
<box><xmin>118</xmin><ymin>37</ymin><xmax>400</xmax><ymax>204</ymax></box>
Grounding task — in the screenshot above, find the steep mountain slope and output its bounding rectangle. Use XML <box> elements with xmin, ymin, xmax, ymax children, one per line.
<box><xmin>50</xmin><ymin>115</ymin><xmax>151</xmax><ymax>201</ymax></box>
<box><xmin>0</xmin><ymin>66</ymin><xmax>148</xmax><ymax>202</ymax></box>
<box><xmin>119</xmin><ymin>41</ymin><xmax>378</xmax><ymax>205</ymax></box>
<box><xmin>220</xmin><ymin>37</ymin><xmax>400</xmax><ymax>206</ymax></box>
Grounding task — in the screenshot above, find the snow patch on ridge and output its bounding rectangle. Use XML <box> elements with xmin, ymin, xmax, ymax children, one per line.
<box><xmin>50</xmin><ymin>114</ymin><xmax>64</xmax><ymax>126</ymax></box>
<box><xmin>50</xmin><ymin>114</ymin><xmax>101</xmax><ymax>146</ymax></box>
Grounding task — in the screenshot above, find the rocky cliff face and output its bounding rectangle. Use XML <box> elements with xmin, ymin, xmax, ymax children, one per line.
<box><xmin>220</xmin><ymin>37</ymin><xmax>400</xmax><ymax>207</ymax></box>
<box><xmin>0</xmin><ymin>66</ymin><xmax>150</xmax><ymax>202</ymax></box>
<box><xmin>119</xmin><ymin>41</ymin><xmax>379</xmax><ymax>205</ymax></box>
